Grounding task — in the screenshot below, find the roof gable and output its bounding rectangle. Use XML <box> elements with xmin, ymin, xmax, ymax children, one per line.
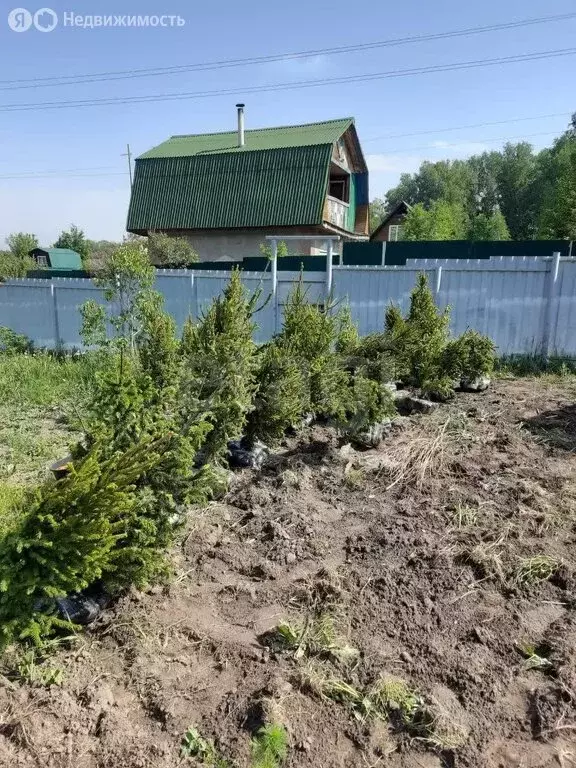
<box><xmin>32</xmin><ymin>247</ymin><xmax>83</xmax><ymax>269</ymax></box>
<box><xmin>139</xmin><ymin>117</ymin><xmax>354</xmax><ymax>159</ymax></box>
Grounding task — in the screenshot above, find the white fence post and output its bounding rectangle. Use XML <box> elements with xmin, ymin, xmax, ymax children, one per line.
<box><xmin>51</xmin><ymin>283</ymin><xmax>60</xmax><ymax>350</ymax></box>
<box><xmin>326</xmin><ymin>239</ymin><xmax>334</xmax><ymax>301</ymax></box>
<box><xmin>271</xmin><ymin>239</ymin><xmax>278</xmax><ymax>333</ymax></box>
<box><xmin>542</xmin><ymin>252</ymin><xmax>561</xmax><ymax>357</ymax></box>
<box><xmin>435</xmin><ymin>266</ymin><xmax>443</xmax><ymax>295</ymax></box>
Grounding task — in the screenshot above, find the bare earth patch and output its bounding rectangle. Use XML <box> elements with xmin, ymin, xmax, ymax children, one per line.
<box><xmin>1</xmin><ymin>378</ymin><xmax>576</xmax><ymax>768</ymax></box>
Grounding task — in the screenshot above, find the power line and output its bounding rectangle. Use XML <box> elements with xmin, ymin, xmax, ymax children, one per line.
<box><xmin>363</xmin><ymin>112</ymin><xmax>572</xmax><ymax>142</ymax></box>
<box><xmin>372</xmin><ymin>130</ymin><xmax>560</xmax><ymax>156</ymax></box>
<box><xmin>0</xmin><ymin>128</ymin><xmax>564</xmax><ymax>180</ymax></box>
<box><xmin>0</xmin><ymin>12</ymin><xmax>574</xmax><ymax>91</ymax></box>
<box><xmin>1</xmin><ymin>47</ymin><xmax>575</xmax><ymax>114</ymax></box>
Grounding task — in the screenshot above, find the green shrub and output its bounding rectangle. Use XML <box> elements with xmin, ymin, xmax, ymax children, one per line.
<box><xmin>0</xmin><ymin>326</ymin><xmax>33</xmax><ymax>355</ymax></box>
<box><xmin>251</xmin><ymin>723</ymin><xmax>288</xmax><ymax>768</ymax></box>
<box><xmin>181</xmin><ymin>270</ymin><xmax>258</xmax><ymax>463</ymax></box>
<box><xmin>277</xmin><ymin>278</ymin><xmax>349</xmax><ymax>419</ymax></box>
<box><xmin>245</xmin><ymin>344</ymin><xmax>308</xmax><ymax>445</ymax></box>
<box><xmin>383</xmin><ymin>274</ymin><xmax>451</xmax><ymax>395</ymax></box>
<box><xmin>347</xmin><ymin>333</ymin><xmax>396</xmax><ymax>385</ymax></box>
<box><xmin>442</xmin><ymin>329</ymin><xmax>496</xmax><ymax>381</ymax></box>
<box><xmin>0</xmin><ymin>436</ymin><xmax>166</xmax><ymax>649</ymax></box>
<box><xmin>343</xmin><ymin>373</ymin><xmax>396</xmax><ymax>435</ymax></box>
<box><xmin>335</xmin><ymin>305</ymin><xmax>360</xmax><ymax>355</ymax></box>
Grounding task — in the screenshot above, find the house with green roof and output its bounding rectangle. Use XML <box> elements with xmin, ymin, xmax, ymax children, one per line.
<box><xmin>127</xmin><ymin>108</ymin><xmax>370</xmax><ymax>261</ymax></box>
<box><xmin>29</xmin><ymin>247</ymin><xmax>83</xmax><ymax>270</ymax></box>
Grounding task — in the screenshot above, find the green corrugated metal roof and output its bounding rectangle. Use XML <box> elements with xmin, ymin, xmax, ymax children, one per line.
<box><xmin>138</xmin><ymin>117</ymin><xmax>353</xmax><ymax>159</ymax></box>
<box><xmin>45</xmin><ymin>248</ymin><xmax>83</xmax><ymax>269</ymax></box>
<box><xmin>128</xmin><ymin>144</ymin><xmax>333</xmax><ymax>231</ymax></box>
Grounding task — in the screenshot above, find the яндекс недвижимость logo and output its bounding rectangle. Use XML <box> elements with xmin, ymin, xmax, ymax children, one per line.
<box><xmin>8</xmin><ymin>7</ymin><xmax>58</xmax><ymax>32</ymax></box>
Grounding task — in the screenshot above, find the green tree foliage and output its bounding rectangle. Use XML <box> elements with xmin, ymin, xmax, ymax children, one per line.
<box><xmin>6</xmin><ymin>232</ymin><xmax>38</xmax><ymax>260</ymax></box>
<box><xmin>387</xmin><ymin>274</ymin><xmax>452</xmax><ymax>397</ymax></box>
<box><xmin>378</xmin><ymin>118</ymin><xmax>576</xmax><ymax>241</ymax></box>
<box><xmin>538</xmin><ymin>134</ymin><xmax>576</xmax><ymax>239</ymax></box>
<box><xmin>245</xmin><ymin>344</ymin><xmax>308</xmax><ymax>445</ymax></box>
<box><xmin>53</xmin><ymin>224</ymin><xmax>90</xmax><ymax>261</ymax></box>
<box><xmin>80</xmin><ymin>243</ymin><xmax>215</xmax><ymax>582</ymax></box>
<box><xmin>0</xmin><ymin>436</ymin><xmax>166</xmax><ymax>649</ymax></box>
<box><xmin>402</xmin><ymin>201</ymin><xmax>468</xmax><ymax>240</ymax></box>
<box><xmin>181</xmin><ymin>270</ymin><xmax>258</xmax><ymax>462</ymax></box>
<box><xmin>442</xmin><ymin>330</ymin><xmax>496</xmax><ymax>381</ymax></box>
<box><xmin>276</xmin><ymin>279</ymin><xmax>349</xmax><ymax>420</ymax></box>
<box><xmin>369</xmin><ymin>198</ymin><xmax>388</xmax><ymax>234</ymax></box>
<box><xmin>0</xmin><ymin>251</ymin><xmax>35</xmax><ymax>280</ymax></box>
<box><xmin>80</xmin><ymin>242</ymin><xmax>156</xmax><ymax>352</ymax></box>
<box><xmin>147</xmin><ymin>231</ymin><xmax>199</xmax><ymax>267</ymax></box>
<box><xmin>468</xmin><ymin>211</ymin><xmax>510</xmax><ymax>241</ymax></box>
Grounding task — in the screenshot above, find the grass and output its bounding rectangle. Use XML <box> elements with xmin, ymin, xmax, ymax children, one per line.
<box><xmin>274</xmin><ymin>613</ymin><xmax>358</xmax><ymax>664</ymax></box>
<box><xmin>251</xmin><ymin>724</ymin><xmax>288</xmax><ymax>768</ymax></box>
<box><xmin>515</xmin><ymin>555</ymin><xmax>560</xmax><ymax>585</ymax></box>
<box><xmin>451</xmin><ymin>502</ymin><xmax>478</xmax><ymax>529</ymax></box>
<box><xmin>382</xmin><ymin>414</ymin><xmax>470</xmax><ymax>493</ymax></box>
<box><xmin>0</xmin><ymin>352</ymin><xmax>94</xmax><ymax>525</ymax></box>
<box><xmin>496</xmin><ymin>354</ymin><xmax>576</xmax><ymax>378</ymax></box>
<box><xmin>343</xmin><ymin>467</ymin><xmax>365</xmax><ymax>490</ymax></box>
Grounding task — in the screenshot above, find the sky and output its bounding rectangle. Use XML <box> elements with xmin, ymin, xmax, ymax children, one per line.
<box><xmin>0</xmin><ymin>0</ymin><xmax>574</xmax><ymax>245</ymax></box>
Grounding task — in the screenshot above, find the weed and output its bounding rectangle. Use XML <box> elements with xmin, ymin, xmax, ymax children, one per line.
<box><xmin>344</xmin><ymin>467</ymin><xmax>365</xmax><ymax>490</ymax></box>
<box><xmin>15</xmin><ymin>650</ymin><xmax>64</xmax><ymax>687</ymax></box>
<box><xmin>274</xmin><ymin>613</ymin><xmax>357</xmax><ymax>663</ymax></box>
<box><xmin>250</xmin><ymin>723</ymin><xmax>288</xmax><ymax>768</ymax></box>
<box><xmin>384</xmin><ymin>415</ymin><xmax>465</xmax><ymax>492</ymax></box>
<box><xmin>518</xmin><ymin>642</ymin><xmax>553</xmax><ymax>671</ymax></box>
<box><xmin>180</xmin><ymin>727</ymin><xmax>230</xmax><ymax>765</ymax></box>
<box><xmin>462</xmin><ymin>539</ymin><xmax>506</xmax><ymax>581</ymax></box>
<box><xmin>368</xmin><ymin>676</ymin><xmax>420</xmax><ymax>722</ymax></box>
<box><xmin>451</xmin><ymin>503</ymin><xmax>478</xmax><ymax>529</ymax></box>
<box><xmin>515</xmin><ymin>555</ymin><xmax>560</xmax><ymax>585</ymax></box>
<box><xmin>300</xmin><ymin>663</ymin><xmax>364</xmax><ymax>708</ymax></box>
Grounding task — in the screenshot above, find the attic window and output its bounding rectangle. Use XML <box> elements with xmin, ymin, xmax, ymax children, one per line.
<box><xmin>388</xmin><ymin>224</ymin><xmax>402</xmax><ymax>242</ymax></box>
<box><xmin>36</xmin><ymin>254</ymin><xmax>48</xmax><ymax>267</ymax></box>
<box><xmin>329</xmin><ymin>177</ymin><xmax>349</xmax><ymax>203</ymax></box>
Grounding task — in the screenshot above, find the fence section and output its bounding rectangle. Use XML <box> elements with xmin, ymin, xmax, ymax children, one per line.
<box><xmin>2</xmin><ymin>255</ymin><xmax>576</xmax><ymax>356</ymax></box>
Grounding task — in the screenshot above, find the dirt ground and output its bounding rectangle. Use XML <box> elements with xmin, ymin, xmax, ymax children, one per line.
<box><xmin>1</xmin><ymin>377</ymin><xmax>576</xmax><ymax>768</ymax></box>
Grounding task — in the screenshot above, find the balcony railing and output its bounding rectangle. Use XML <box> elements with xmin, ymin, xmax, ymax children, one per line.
<box><xmin>326</xmin><ymin>196</ymin><xmax>349</xmax><ymax>230</ymax></box>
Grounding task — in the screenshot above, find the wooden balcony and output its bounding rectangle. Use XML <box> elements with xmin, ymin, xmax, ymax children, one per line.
<box><xmin>326</xmin><ymin>196</ymin><xmax>349</xmax><ymax>230</ymax></box>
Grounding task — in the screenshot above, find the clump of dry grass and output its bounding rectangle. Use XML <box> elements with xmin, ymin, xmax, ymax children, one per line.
<box><xmin>515</xmin><ymin>555</ymin><xmax>560</xmax><ymax>585</ymax></box>
<box><xmin>462</xmin><ymin>538</ymin><xmax>507</xmax><ymax>582</ymax></box>
<box><xmin>382</xmin><ymin>414</ymin><xmax>470</xmax><ymax>493</ymax></box>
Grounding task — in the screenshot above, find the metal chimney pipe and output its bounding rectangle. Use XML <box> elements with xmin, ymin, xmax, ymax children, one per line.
<box><xmin>236</xmin><ymin>103</ymin><xmax>245</xmax><ymax>147</ymax></box>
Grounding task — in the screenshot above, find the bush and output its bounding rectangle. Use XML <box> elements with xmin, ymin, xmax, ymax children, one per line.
<box><xmin>0</xmin><ymin>251</ymin><xmax>36</xmax><ymax>281</ymax></box>
<box><xmin>385</xmin><ymin>274</ymin><xmax>451</xmax><ymax>394</ymax></box>
<box><xmin>0</xmin><ymin>326</ymin><xmax>33</xmax><ymax>355</ymax></box>
<box><xmin>277</xmin><ymin>279</ymin><xmax>349</xmax><ymax>419</ymax></box>
<box><xmin>245</xmin><ymin>344</ymin><xmax>308</xmax><ymax>445</ymax></box>
<box><xmin>343</xmin><ymin>373</ymin><xmax>396</xmax><ymax>436</ymax></box>
<box><xmin>181</xmin><ymin>270</ymin><xmax>258</xmax><ymax>463</ymax></box>
<box><xmin>0</xmin><ymin>436</ymin><xmax>166</xmax><ymax>649</ymax></box>
<box><xmin>442</xmin><ymin>330</ymin><xmax>496</xmax><ymax>382</ymax></box>
<box><xmin>147</xmin><ymin>231</ymin><xmax>198</xmax><ymax>267</ymax></box>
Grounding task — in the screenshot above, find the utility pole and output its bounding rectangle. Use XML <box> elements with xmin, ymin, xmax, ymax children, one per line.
<box><xmin>122</xmin><ymin>143</ymin><xmax>133</xmax><ymax>188</ymax></box>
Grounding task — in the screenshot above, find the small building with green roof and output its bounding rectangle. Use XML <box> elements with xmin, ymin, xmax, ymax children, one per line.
<box><xmin>127</xmin><ymin>108</ymin><xmax>370</xmax><ymax>261</ymax></box>
<box><xmin>29</xmin><ymin>247</ymin><xmax>83</xmax><ymax>270</ymax></box>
